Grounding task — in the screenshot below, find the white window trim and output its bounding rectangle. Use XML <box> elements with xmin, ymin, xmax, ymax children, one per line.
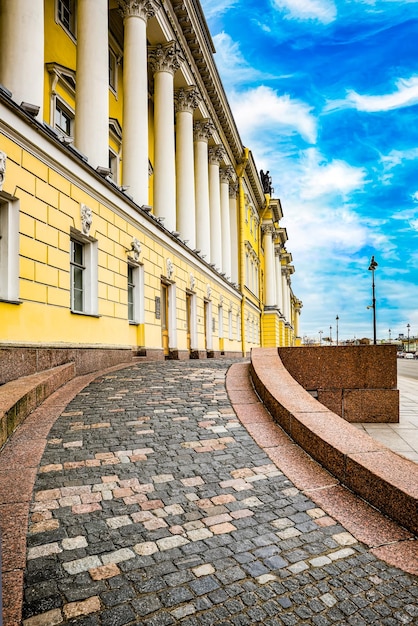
<box><xmin>0</xmin><ymin>195</ymin><xmax>19</xmax><ymax>302</ymax></box>
<box><xmin>54</xmin><ymin>95</ymin><xmax>75</xmax><ymax>138</ymax></box>
<box><xmin>228</xmin><ymin>309</ymin><xmax>233</xmax><ymax>340</ymax></box>
<box><xmin>56</xmin><ymin>0</ymin><xmax>77</xmax><ymax>40</ymax></box>
<box><xmin>128</xmin><ymin>262</ymin><xmax>144</xmax><ymax>325</ymax></box>
<box><xmin>70</xmin><ymin>230</ymin><xmax>98</xmax><ymax>316</ymax></box>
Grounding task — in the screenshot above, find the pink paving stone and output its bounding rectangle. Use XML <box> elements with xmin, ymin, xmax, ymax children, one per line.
<box><xmin>180</xmin><ymin>477</ymin><xmax>205</xmax><ymax>486</ymax></box>
<box><xmin>108</xmin><ymin>408</ymin><xmax>125</xmax><ymax>412</ymax></box>
<box><xmin>62</xmin><ymin>411</ymin><xmax>83</xmax><ymax>416</ymax></box>
<box><xmin>209</xmin><ymin>522</ymin><xmax>237</xmax><ymax>534</ymax></box>
<box><xmin>85</xmin><ymin>459</ymin><xmax>101</xmax><ymax>467</ymax></box>
<box><xmin>39</xmin><ymin>464</ymin><xmax>63</xmax><ymax>473</ymax></box>
<box><xmin>102</xmin><ymin>475</ymin><xmax>119</xmax><ymax>482</ymax></box>
<box><xmin>140</xmin><ymin>499</ymin><xmax>164</xmax><ymax>510</ymax></box>
<box><xmin>63</xmin><ymin>596</ymin><xmax>101</xmax><ymax>619</ymax></box>
<box><xmin>29</xmin><ymin>519</ymin><xmax>60</xmax><ymax>534</ymax></box>
<box><xmin>316</xmin><ymin>516</ymin><xmax>337</xmax><ymax>527</ymax></box>
<box><xmin>211</xmin><ymin>494</ymin><xmax>236</xmax><ymax>505</ymax></box>
<box><xmin>61</xmin><ymin>485</ymin><xmax>92</xmax><ymax>497</ymax></box>
<box><xmin>129</xmin><ymin>454</ymin><xmax>147</xmax><ymax>462</ymax></box>
<box><xmin>131</xmin><ymin>511</ymin><xmax>154</xmax><ymax>522</ymax></box>
<box><xmin>143</xmin><ymin>517</ymin><xmax>168</xmax><ymax>530</ymax></box>
<box><xmin>64</xmin><ymin>461</ymin><xmax>86</xmax><ymax>469</ymax></box>
<box><xmin>30</xmin><ymin>500</ymin><xmax>59</xmax><ymax>512</ymax></box>
<box><xmin>169</xmin><ymin>525</ymin><xmax>185</xmax><ymax>535</ymax></box>
<box><xmin>231</xmin><ymin>468</ymin><xmax>254</xmax><ymax>479</ymax></box>
<box><xmin>196</xmin><ymin>446</ymin><xmax>216</xmax><ymax>452</ymax></box>
<box><xmin>95</xmin><ymin>452</ymin><xmax>116</xmax><ymax>460</ymax></box>
<box><xmin>112</xmin><ymin>487</ymin><xmax>134</xmax><ymax>498</ymax></box>
<box><xmin>35</xmin><ymin>489</ymin><xmax>61</xmax><ymax>501</ymax></box>
<box><xmin>196</xmin><ymin>499</ymin><xmax>213</xmax><ymax>510</ymax></box>
<box><xmin>31</xmin><ymin>511</ymin><xmax>53</xmax><ymax>522</ymax></box>
<box><xmin>230</xmin><ymin>509</ymin><xmax>254</xmax><ymax>519</ymax></box>
<box><xmin>203</xmin><ymin>513</ymin><xmax>233</xmax><ymax>526</ymax></box>
<box><xmin>199</xmin><ymin>421</ymin><xmax>216</xmax><ymax>427</ymax></box>
<box><xmin>101</xmin><ymin>458</ymin><xmax>120</xmax><ymax>465</ymax></box>
<box><xmin>123</xmin><ymin>494</ymin><xmax>148</xmax><ymax>505</ymax></box>
<box><xmin>133</xmin><ymin>483</ymin><xmax>154</xmax><ymax>493</ymax></box>
<box><xmin>81</xmin><ymin>492</ymin><xmax>102</xmax><ymax>504</ymax></box>
<box><xmin>119</xmin><ymin>478</ymin><xmax>141</xmax><ymax>488</ymax></box>
<box><xmin>72</xmin><ymin>503</ymin><xmax>102</xmax><ymax>514</ymax></box>
<box><xmin>89</xmin><ymin>563</ymin><xmax>121</xmax><ymax>580</ymax></box>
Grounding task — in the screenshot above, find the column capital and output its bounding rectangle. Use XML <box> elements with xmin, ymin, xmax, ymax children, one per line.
<box><xmin>0</xmin><ymin>151</ymin><xmax>6</xmax><ymax>192</ymax></box>
<box><xmin>220</xmin><ymin>165</ymin><xmax>235</xmax><ymax>184</ymax></box>
<box><xmin>208</xmin><ymin>144</ymin><xmax>226</xmax><ymax>165</ymax></box>
<box><xmin>118</xmin><ymin>0</ymin><xmax>161</xmax><ymax>21</ymax></box>
<box><xmin>148</xmin><ymin>41</ymin><xmax>183</xmax><ymax>75</ymax></box>
<box><xmin>174</xmin><ymin>86</ymin><xmax>201</xmax><ymax>113</ymax></box>
<box><xmin>274</xmin><ymin>245</ymin><xmax>282</xmax><ymax>257</ymax></box>
<box><xmin>193</xmin><ymin>118</ymin><xmax>214</xmax><ymax>142</ymax></box>
<box><xmin>262</xmin><ymin>223</ymin><xmax>275</xmax><ymax>236</ymax></box>
<box><xmin>229</xmin><ymin>181</ymin><xmax>239</xmax><ymax>198</ymax></box>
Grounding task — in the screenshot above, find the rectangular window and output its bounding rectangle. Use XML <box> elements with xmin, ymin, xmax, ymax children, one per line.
<box><xmin>57</xmin><ymin>0</ymin><xmax>76</xmax><ymax>36</ymax></box>
<box><xmin>70</xmin><ymin>240</ymin><xmax>84</xmax><ymax>312</ymax></box>
<box><xmin>109</xmin><ymin>150</ymin><xmax>119</xmax><ymax>183</ymax></box>
<box><xmin>55</xmin><ymin>99</ymin><xmax>74</xmax><ymax>137</ymax></box>
<box><xmin>70</xmin><ymin>233</ymin><xmax>98</xmax><ymax>315</ymax></box>
<box><xmin>228</xmin><ymin>310</ymin><xmax>233</xmax><ymax>340</ymax></box>
<box><xmin>127</xmin><ymin>263</ymin><xmax>144</xmax><ymax>324</ymax></box>
<box><xmin>0</xmin><ymin>197</ymin><xmax>19</xmax><ymax>302</ymax></box>
<box><xmin>109</xmin><ymin>48</ymin><xmax>117</xmax><ymax>92</ymax></box>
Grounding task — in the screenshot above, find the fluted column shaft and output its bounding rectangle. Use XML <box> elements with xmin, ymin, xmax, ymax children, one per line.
<box><xmin>75</xmin><ymin>0</ymin><xmax>109</xmax><ymax>168</ymax></box>
<box><xmin>120</xmin><ymin>0</ymin><xmax>160</xmax><ymax>205</ymax></box>
<box><xmin>229</xmin><ymin>182</ymin><xmax>239</xmax><ymax>284</ymax></box>
<box><xmin>274</xmin><ymin>246</ymin><xmax>283</xmax><ymax>313</ymax></box>
<box><xmin>262</xmin><ymin>223</ymin><xmax>276</xmax><ymax>307</ymax></box>
<box><xmin>149</xmin><ymin>41</ymin><xmax>183</xmax><ymax>232</ymax></box>
<box><xmin>175</xmin><ymin>87</ymin><xmax>200</xmax><ymax>247</ymax></box>
<box><xmin>0</xmin><ymin>0</ymin><xmax>44</xmax><ymax>120</ymax></box>
<box><xmin>220</xmin><ymin>167</ymin><xmax>233</xmax><ymax>279</ymax></box>
<box><xmin>194</xmin><ymin>119</ymin><xmax>213</xmax><ymax>260</ymax></box>
<box><xmin>208</xmin><ymin>146</ymin><xmax>225</xmax><ymax>270</ymax></box>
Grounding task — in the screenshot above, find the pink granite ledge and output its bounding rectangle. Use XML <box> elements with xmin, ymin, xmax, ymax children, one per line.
<box><xmin>249</xmin><ymin>348</ymin><xmax>418</xmax><ymax>537</ymax></box>
<box><xmin>226</xmin><ymin>361</ymin><xmax>418</xmax><ymax>576</ymax></box>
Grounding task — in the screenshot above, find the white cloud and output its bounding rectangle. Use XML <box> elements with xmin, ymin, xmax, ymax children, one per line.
<box><xmin>327</xmin><ymin>76</ymin><xmax>418</xmax><ymax>113</ymax></box>
<box><xmin>199</xmin><ymin>0</ymin><xmax>238</xmax><ymax>20</ymax></box>
<box><xmin>229</xmin><ymin>85</ymin><xmax>317</xmax><ymax>143</ymax></box>
<box><xmin>211</xmin><ymin>32</ymin><xmax>263</xmax><ymax>87</ymax></box>
<box><xmin>271</xmin><ymin>0</ymin><xmax>337</xmax><ymax>24</ymax></box>
<box><xmin>297</xmin><ymin>148</ymin><xmax>367</xmax><ymax>199</ymax></box>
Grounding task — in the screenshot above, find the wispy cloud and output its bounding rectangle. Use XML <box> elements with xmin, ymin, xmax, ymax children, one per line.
<box><xmin>326</xmin><ymin>76</ymin><xmax>418</xmax><ymax>113</ymax></box>
<box><xmin>271</xmin><ymin>0</ymin><xmax>337</xmax><ymax>24</ymax></box>
<box><xmin>199</xmin><ymin>0</ymin><xmax>238</xmax><ymax>20</ymax></box>
<box><xmin>229</xmin><ymin>85</ymin><xmax>317</xmax><ymax>143</ymax></box>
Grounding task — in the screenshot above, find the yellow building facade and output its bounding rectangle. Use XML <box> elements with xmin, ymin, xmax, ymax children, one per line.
<box><xmin>0</xmin><ymin>0</ymin><xmax>301</xmax><ymax>372</ymax></box>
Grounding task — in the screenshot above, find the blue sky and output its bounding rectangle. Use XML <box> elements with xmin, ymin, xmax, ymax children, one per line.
<box><xmin>200</xmin><ymin>0</ymin><xmax>418</xmax><ymax>342</ymax></box>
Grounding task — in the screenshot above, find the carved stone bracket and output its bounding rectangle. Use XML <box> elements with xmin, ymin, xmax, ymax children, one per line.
<box><xmin>149</xmin><ymin>41</ymin><xmax>184</xmax><ymax>76</ymax></box>
<box><xmin>166</xmin><ymin>257</ymin><xmax>174</xmax><ymax>279</ymax></box>
<box><xmin>130</xmin><ymin>238</ymin><xmax>141</xmax><ymax>261</ymax></box>
<box><xmin>206</xmin><ymin>284</ymin><xmax>212</xmax><ymax>299</ymax></box>
<box><xmin>81</xmin><ymin>204</ymin><xmax>92</xmax><ymax>236</ymax></box>
<box><xmin>0</xmin><ymin>151</ymin><xmax>6</xmax><ymax>192</ymax></box>
<box><xmin>189</xmin><ymin>273</ymin><xmax>196</xmax><ymax>291</ymax></box>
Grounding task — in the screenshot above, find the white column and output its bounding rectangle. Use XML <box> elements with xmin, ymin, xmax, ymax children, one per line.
<box><xmin>0</xmin><ymin>0</ymin><xmax>44</xmax><ymax>120</ymax></box>
<box><xmin>149</xmin><ymin>42</ymin><xmax>183</xmax><ymax>232</ymax></box>
<box><xmin>175</xmin><ymin>86</ymin><xmax>200</xmax><ymax>248</ymax></box>
<box><xmin>120</xmin><ymin>0</ymin><xmax>160</xmax><ymax>206</ymax></box>
<box><xmin>208</xmin><ymin>145</ymin><xmax>225</xmax><ymax>271</ymax></box>
<box><xmin>194</xmin><ymin>119</ymin><xmax>213</xmax><ymax>260</ymax></box>
<box><xmin>75</xmin><ymin>0</ymin><xmax>109</xmax><ymax>169</ymax></box>
<box><xmin>262</xmin><ymin>223</ymin><xmax>276</xmax><ymax>307</ymax></box>
<box><xmin>274</xmin><ymin>246</ymin><xmax>283</xmax><ymax>314</ymax></box>
<box><xmin>282</xmin><ymin>268</ymin><xmax>290</xmax><ymax>322</ymax></box>
<box><xmin>220</xmin><ymin>166</ymin><xmax>233</xmax><ymax>279</ymax></box>
<box><xmin>229</xmin><ymin>181</ymin><xmax>239</xmax><ymax>284</ymax></box>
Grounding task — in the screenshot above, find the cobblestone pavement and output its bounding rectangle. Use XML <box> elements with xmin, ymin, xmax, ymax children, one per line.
<box><xmin>22</xmin><ymin>360</ymin><xmax>418</xmax><ymax>625</ymax></box>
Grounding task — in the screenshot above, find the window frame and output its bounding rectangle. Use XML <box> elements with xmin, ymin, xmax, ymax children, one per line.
<box><xmin>56</xmin><ymin>0</ymin><xmax>77</xmax><ymax>39</ymax></box>
<box><xmin>70</xmin><ymin>230</ymin><xmax>98</xmax><ymax>316</ymax></box>
<box><xmin>127</xmin><ymin>261</ymin><xmax>144</xmax><ymax>325</ymax></box>
<box><xmin>0</xmin><ymin>195</ymin><xmax>20</xmax><ymax>303</ymax></box>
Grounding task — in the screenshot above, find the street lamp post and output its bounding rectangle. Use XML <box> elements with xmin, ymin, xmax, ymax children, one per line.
<box><xmin>388</xmin><ymin>329</ymin><xmax>391</xmax><ymax>343</ymax></box>
<box><xmin>329</xmin><ymin>325</ymin><xmax>332</xmax><ymax>345</ymax></box>
<box><xmin>368</xmin><ymin>256</ymin><xmax>378</xmax><ymax>345</ymax></box>
<box><xmin>407</xmin><ymin>323</ymin><xmax>410</xmax><ymax>353</ymax></box>
<box><xmin>319</xmin><ymin>330</ymin><xmax>323</xmax><ymax>346</ymax></box>
<box><xmin>336</xmin><ymin>315</ymin><xmax>339</xmax><ymax>346</ymax></box>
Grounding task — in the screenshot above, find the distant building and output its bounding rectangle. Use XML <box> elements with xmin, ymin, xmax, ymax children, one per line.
<box><xmin>0</xmin><ymin>0</ymin><xmax>301</xmax><ymax>372</ymax></box>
